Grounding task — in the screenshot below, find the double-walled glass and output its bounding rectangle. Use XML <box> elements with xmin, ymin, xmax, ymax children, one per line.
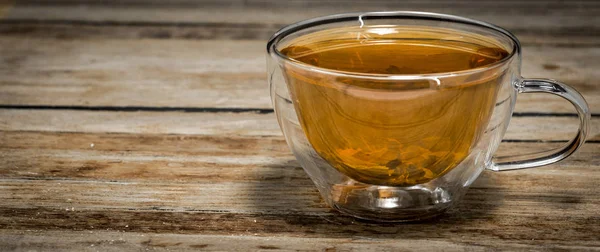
<box><xmin>267</xmin><ymin>11</ymin><xmax>590</xmax><ymax>221</ymax></box>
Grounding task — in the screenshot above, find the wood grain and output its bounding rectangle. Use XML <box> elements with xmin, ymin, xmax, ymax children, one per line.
<box><xmin>0</xmin><ymin>204</ymin><xmax>598</xmax><ymax>243</ymax></box>
<box><xmin>0</xmin><ymin>129</ymin><xmax>598</xmax><ymax>248</ymax></box>
<box><xmin>0</xmin><ymin>37</ymin><xmax>598</xmax><ymax>113</ymax></box>
<box><xmin>1</xmin><ymin>110</ymin><xmax>598</xmax><ymax>140</ymax></box>
<box><xmin>7</xmin><ymin>2</ymin><xmax>600</xmax><ymax>31</ymax></box>
<box><xmin>1</xmin><ymin>1</ymin><xmax>599</xmax><ymax>250</ymax></box>
<box><xmin>0</xmin><ymin>140</ymin><xmax>598</xmax><ymax>248</ymax></box>
<box><xmin>4</xmin><ymin>230</ymin><xmax>561</xmax><ymax>252</ymax></box>
<box><xmin>1</xmin><ymin>20</ymin><xmax>598</xmax><ymax>47</ymax></box>
<box><xmin>17</xmin><ymin>0</ymin><xmax>600</xmax><ymax>8</ymax></box>
<box><xmin>0</xmin><ymin>130</ymin><xmax>597</xmax><ymax>182</ymax></box>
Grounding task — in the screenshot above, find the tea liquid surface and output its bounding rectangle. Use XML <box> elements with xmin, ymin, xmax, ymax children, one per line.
<box><xmin>281</xmin><ymin>26</ymin><xmax>510</xmax><ymax>186</ymax></box>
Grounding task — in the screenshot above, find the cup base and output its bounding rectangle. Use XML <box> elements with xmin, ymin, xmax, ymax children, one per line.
<box><xmin>328</xmin><ymin>181</ymin><xmax>457</xmax><ymax>222</ymax></box>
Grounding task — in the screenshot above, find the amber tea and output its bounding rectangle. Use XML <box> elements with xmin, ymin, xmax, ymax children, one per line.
<box><xmin>280</xmin><ymin>26</ymin><xmax>509</xmax><ymax>186</ymax></box>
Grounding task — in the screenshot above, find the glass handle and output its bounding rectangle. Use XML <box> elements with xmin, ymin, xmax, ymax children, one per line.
<box><xmin>491</xmin><ymin>78</ymin><xmax>591</xmax><ymax>171</ymax></box>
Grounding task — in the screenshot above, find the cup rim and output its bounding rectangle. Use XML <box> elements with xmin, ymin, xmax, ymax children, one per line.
<box><xmin>266</xmin><ymin>11</ymin><xmax>521</xmax><ymax>80</ymax></box>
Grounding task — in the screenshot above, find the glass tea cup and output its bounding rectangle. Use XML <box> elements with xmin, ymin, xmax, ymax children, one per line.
<box><xmin>266</xmin><ymin>11</ymin><xmax>590</xmax><ymax>221</ymax></box>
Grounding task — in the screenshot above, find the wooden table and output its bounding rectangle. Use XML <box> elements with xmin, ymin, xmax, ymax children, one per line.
<box><xmin>0</xmin><ymin>1</ymin><xmax>598</xmax><ymax>251</ymax></box>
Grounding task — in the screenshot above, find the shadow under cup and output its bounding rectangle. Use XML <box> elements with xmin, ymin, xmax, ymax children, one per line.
<box><xmin>267</xmin><ymin>12</ymin><xmax>520</xmax><ymax>221</ymax></box>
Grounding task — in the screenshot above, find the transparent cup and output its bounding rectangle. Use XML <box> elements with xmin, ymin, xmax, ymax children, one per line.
<box><xmin>266</xmin><ymin>11</ymin><xmax>590</xmax><ymax>221</ymax></box>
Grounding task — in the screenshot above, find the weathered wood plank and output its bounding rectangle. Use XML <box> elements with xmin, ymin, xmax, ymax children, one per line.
<box><xmin>0</xmin><ymin>178</ymin><xmax>324</xmax><ymax>214</ymax></box>
<box><xmin>1</xmin><ymin>229</ymin><xmax>598</xmax><ymax>252</ymax></box>
<box><xmin>0</xmin><ymin>38</ymin><xmax>269</xmax><ymax>109</ymax></box>
<box><xmin>0</xmin><ymin>110</ymin><xmax>280</xmax><ymax>136</ymax></box>
<box><xmin>6</xmin><ymin>3</ymin><xmax>600</xmax><ymax>32</ymax></box>
<box><xmin>0</xmin><ymin>163</ymin><xmax>598</xmax><ymax>247</ymax></box>
<box><xmin>16</xmin><ymin>0</ymin><xmax>600</xmax><ymax>8</ymax></box>
<box><xmin>0</xmin><ymin>131</ymin><xmax>291</xmax><ymax>157</ymax></box>
<box><xmin>0</xmin><ymin>121</ymin><xmax>598</xmax><ymax>245</ymax></box>
<box><xmin>0</xmin><ymin>132</ymin><xmax>597</xmax><ymax>217</ymax></box>
<box><xmin>0</xmin><ymin>231</ymin><xmax>484</xmax><ymax>252</ymax></box>
<box><xmin>3</xmin><ymin>199</ymin><xmax>594</xmax><ymax>242</ymax></box>
<box><xmin>1</xmin><ymin>110</ymin><xmax>598</xmax><ymax>140</ymax></box>
<box><xmin>1</xmin><ymin>20</ymin><xmax>598</xmax><ymax>47</ymax></box>
<box><xmin>0</xmin><ymin>131</ymin><xmax>597</xmax><ymax>183</ymax></box>
<box><xmin>0</xmin><ymin>129</ymin><xmax>597</xmax><ymax>216</ymax></box>
<box><xmin>0</xmin><ymin>21</ymin><xmax>283</xmax><ymax>42</ymax></box>
<box><xmin>0</xmin><ymin>132</ymin><xmax>303</xmax><ymax>186</ymax></box>
<box><xmin>0</xmin><ymin>37</ymin><xmax>598</xmax><ymax>113</ymax></box>
<box><xmin>0</xmin><ymin>143</ymin><xmax>600</xmax><ymax>248</ymax></box>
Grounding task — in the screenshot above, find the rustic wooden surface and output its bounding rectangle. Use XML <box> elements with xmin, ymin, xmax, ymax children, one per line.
<box><xmin>0</xmin><ymin>0</ymin><xmax>599</xmax><ymax>251</ymax></box>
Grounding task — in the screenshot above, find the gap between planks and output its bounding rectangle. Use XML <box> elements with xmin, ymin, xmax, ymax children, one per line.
<box><xmin>1</xmin><ymin>104</ymin><xmax>599</xmax><ymax>118</ymax></box>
